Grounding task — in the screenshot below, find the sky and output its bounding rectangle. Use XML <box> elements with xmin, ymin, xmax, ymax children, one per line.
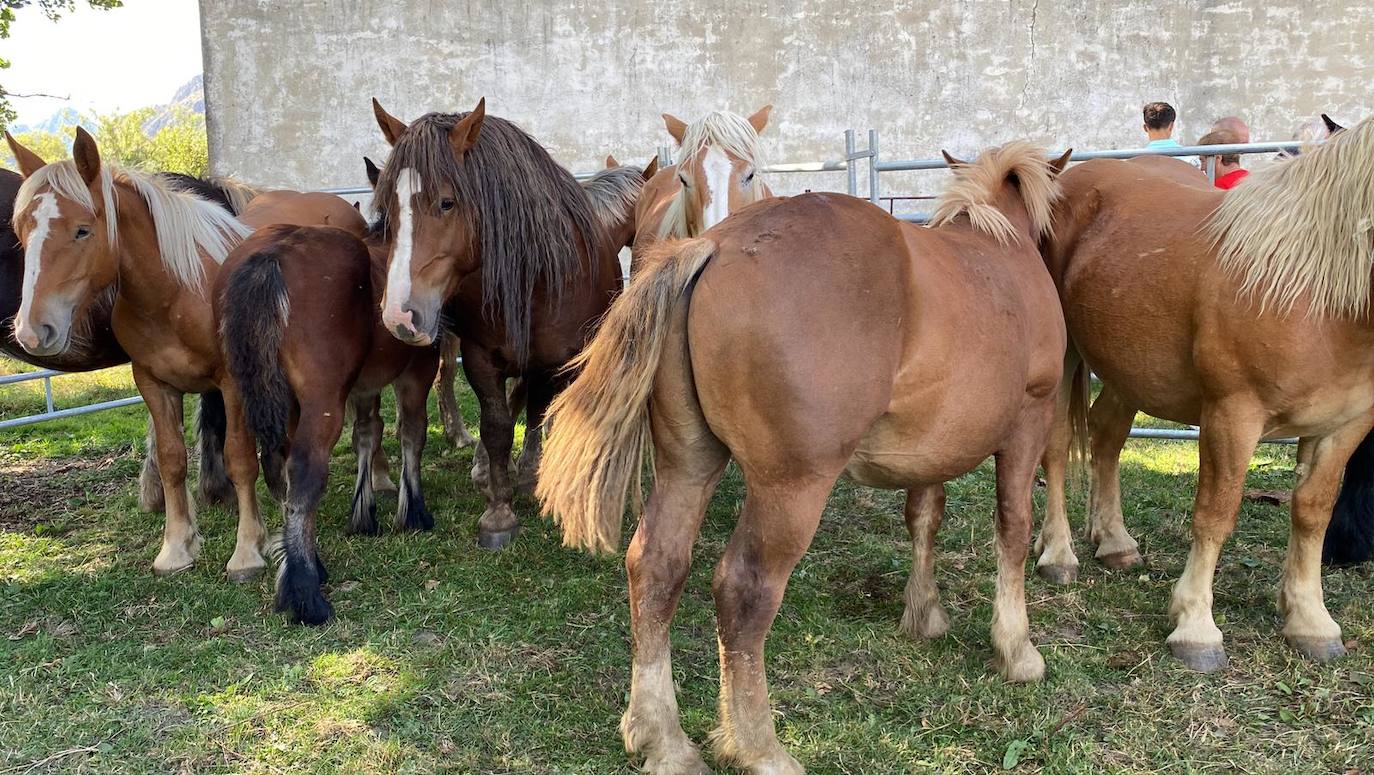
<box><xmin>1</xmin><ymin>0</ymin><xmax>202</xmax><ymax>126</ymax></box>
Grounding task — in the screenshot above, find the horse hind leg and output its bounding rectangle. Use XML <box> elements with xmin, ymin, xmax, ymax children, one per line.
<box><xmin>1279</xmin><ymin>421</ymin><xmax>1373</xmax><ymax>662</ymax></box>
<box><xmin>990</xmin><ymin>404</ymin><xmax>1052</xmax><ymax>683</ymax></box>
<box><xmin>196</xmin><ymin>390</ymin><xmax>235</xmax><ymax>506</ymax></box>
<box><xmin>276</xmin><ymin>401</ymin><xmax>347</xmax><ymax>625</ymax></box>
<box><xmin>1166</xmin><ymin>402</ymin><xmax>1264</xmax><ymax>672</ymax></box>
<box><xmin>437</xmin><ymin>332</ymin><xmax>476</xmax><ymax>448</ymax></box>
<box><xmin>513</xmin><ymin>375</ymin><xmax>552</xmax><ymax>496</ymax></box>
<box><xmin>465</xmin><ymin>348</ymin><xmax>519</xmax><ymax>549</ymax></box>
<box><xmin>1034</xmin><ymin>367</ymin><xmax>1080</xmax><ymax>584</ymax></box>
<box><xmin>900</xmin><ymin>483</ymin><xmax>951</xmax><ymax>639</ymax></box>
<box><xmin>709</xmin><ymin>478</ymin><xmax>833</xmax><ymax>773</ymax></box>
<box><xmin>394</xmin><ymin>354</ymin><xmax>438</xmax><ymax>532</ymax></box>
<box><xmin>138</xmin><ymin>417</ymin><xmax>165</xmax><ymax>513</ymax></box>
<box><xmin>367</xmin><ymin>394</ymin><xmax>397</xmax><ymax>494</ymax></box>
<box><xmin>1086</xmin><ymin>384</ymin><xmax>1143</xmax><ymax>569</ymax></box>
<box><xmin>347</xmin><ymin>393</ymin><xmax>381</xmax><ymax>536</ymax></box>
<box><xmin>622</xmin><ymin>415</ymin><xmax>729</xmax><ymax>775</ymax></box>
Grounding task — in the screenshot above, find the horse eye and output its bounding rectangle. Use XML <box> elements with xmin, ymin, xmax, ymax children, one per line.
<box><xmin>741</xmin><ymin>171</ymin><xmax>756</xmax><ymax>186</ymax></box>
<box><xmin>439</xmin><ymin>198</ymin><xmax>456</xmax><ymax>213</ymax></box>
<box><xmin>74</xmin><ymin>226</ymin><xmax>91</xmax><ymax>240</ymax></box>
<box><xmin>677</xmin><ymin>173</ymin><xmax>689</xmax><ymax>187</ymax></box>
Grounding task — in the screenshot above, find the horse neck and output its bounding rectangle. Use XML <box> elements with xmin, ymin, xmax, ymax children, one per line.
<box><xmin>110</xmin><ymin>180</ymin><xmax>200</xmax><ymax>309</ymax></box>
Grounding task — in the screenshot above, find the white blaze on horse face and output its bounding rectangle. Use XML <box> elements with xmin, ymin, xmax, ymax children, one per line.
<box><xmin>383</xmin><ymin>168</ymin><xmax>420</xmax><ymax>331</ymax></box>
<box><xmin>701</xmin><ymin>145</ymin><xmax>733</xmax><ymax>231</ymax></box>
<box><xmin>14</xmin><ymin>192</ymin><xmax>59</xmax><ymax>348</ymax></box>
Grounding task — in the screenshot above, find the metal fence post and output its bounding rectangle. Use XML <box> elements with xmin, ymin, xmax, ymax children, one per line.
<box><xmin>845</xmin><ymin>130</ymin><xmax>858</xmax><ymax>197</ymax></box>
<box><xmin>867</xmin><ymin>129</ymin><xmax>880</xmax><ymax>205</ymax></box>
<box><xmin>43</xmin><ymin>375</ymin><xmax>53</xmax><ymax>414</ymax></box>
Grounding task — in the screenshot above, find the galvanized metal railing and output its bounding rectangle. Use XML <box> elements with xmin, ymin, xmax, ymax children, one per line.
<box><xmin>0</xmin><ymin>367</ymin><xmax>144</xmax><ymax>430</ymax></box>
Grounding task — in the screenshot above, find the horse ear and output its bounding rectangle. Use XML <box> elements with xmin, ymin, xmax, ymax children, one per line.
<box><xmin>364</xmin><ymin>156</ymin><xmax>381</xmax><ymax>188</ymax></box>
<box><xmin>605</xmin><ymin>154</ymin><xmax>619</xmax><ymax>169</ymax></box>
<box><xmin>72</xmin><ymin>126</ymin><xmax>102</xmax><ymax>187</ymax></box>
<box><xmin>642</xmin><ymin>155</ymin><xmax>659</xmax><ymax>181</ymax></box>
<box><xmin>1322</xmin><ymin>113</ymin><xmax>1344</xmax><ymax>134</ymax></box>
<box><xmin>662</xmin><ymin>113</ymin><xmax>687</xmax><ymax>144</ymax></box>
<box><xmin>747</xmin><ymin>104</ymin><xmax>773</xmax><ymax>134</ymax></box>
<box><xmin>941</xmin><ymin>150</ymin><xmax>968</xmax><ymax>169</ymax></box>
<box><xmin>4</xmin><ymin>132</ymin><xmax>47</xmax><ymax>178</ymax></box>
<box><xmin>1048</xmin><ymin>148</ymin><xmax>1073</xmax><ymax>175</ymax></box>
<box><xmin>372</xmin><ymin>98</ymin><xmax>407</xmax><ymax>146</ymax></box>
<box><xmin>450</xmin><ymin>97</ymin><xmax>485</xmax><ymax>156</ymax></box>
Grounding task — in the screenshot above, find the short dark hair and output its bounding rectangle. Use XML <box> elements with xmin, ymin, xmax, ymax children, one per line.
<box><xmin>1143</xmin><ymin>102</ymin><xmax>1176</xmax><ymax>130</ymax></box>
<box><xmin>1197</xmin><ymin>129</ymin><xmax>1240</xmax><ymax>165</ymax></box>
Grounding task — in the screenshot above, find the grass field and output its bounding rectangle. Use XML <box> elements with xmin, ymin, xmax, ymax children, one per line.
<box><xmin>1</xmin><ymin>362</ymin><xmax>1372</xmax><ymax>773</ymax></box>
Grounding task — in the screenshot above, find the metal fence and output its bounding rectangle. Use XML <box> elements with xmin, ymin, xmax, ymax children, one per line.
<box><xmin>2</xmin><ymin>132</ymin><xmax>1309</xmax><ymax>441</ymax></box>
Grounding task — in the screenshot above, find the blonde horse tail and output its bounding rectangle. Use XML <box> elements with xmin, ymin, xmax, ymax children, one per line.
<box><xmin>536</xmin><ymin>237</ymin><xmax>717</xmax><ymax>555</ymax></box>
<box><xmin>1066</xmin><ymin>345</ymin><xmax>1091</xmax><ymax>485</ymax></box>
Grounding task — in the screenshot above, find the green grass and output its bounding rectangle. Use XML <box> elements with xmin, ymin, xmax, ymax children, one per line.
<box><xmin>1</xmin><ymin>364</ymin><xmax>1373</xmax><ymax>773</ymax></box>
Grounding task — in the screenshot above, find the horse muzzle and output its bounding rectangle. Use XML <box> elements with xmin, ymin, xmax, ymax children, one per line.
<box><xmin>381</xmin><ymin>302</ymin><xmax>435</xmax><ymax>347</ymax></box>
<box><xmin>14</xmin><ymin>319</ymin><xmax>68</xmax><ymax>357</ymax></box>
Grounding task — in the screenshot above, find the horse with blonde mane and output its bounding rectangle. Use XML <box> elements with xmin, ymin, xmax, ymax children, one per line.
<box><xmin>538</xmin><ymin>142</ymin><xmax>1071</xmax><ymax>772</ymax></box>
<box><xmin>6</xmin><ymin>127</ymin><xmax>365</xmax><ymax>582</ymax></box>
<box><xmin>631</xmin><ymin>106</ymin><xmax>772</xmax><ymax>270</ymax></box>
<box><xmin>1034</xmin><ymin>117</ymin><xmax>1374</xmax><ymax>672</ymax></box>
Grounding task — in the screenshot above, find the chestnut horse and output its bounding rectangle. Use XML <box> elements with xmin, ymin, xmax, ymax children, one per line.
<box><xmin>217</xmin><ymin>222</ymin><xmax>438</xmax><ymax>624</ymax></box>
<box><xmin>631</xmin><ymin>106</ymin><xmax>772</xmax><ymax>269</ymax></box>
<box><xmin>6</xmin><ymin>127</ymin><xmax>364</xmax><ymax>581</ymax></box>
<box><xmin>538</xmin><ymin>143</ymin><xmax>1070</xmax><ymax>772</ymax></box>
<box><xmin>370</xmin><ymin>98</ymin><xmax>619</xmax><ymax>548</ymax></box>
<box><xmin>1034</xmin><ymin>117</ymin><xmax>1374</xmax><ymax>672</ymax></box>
<box><xmin>1</xmin><ymin>165</ymin><xmax>260</xmax><ymax>510</ymax></box>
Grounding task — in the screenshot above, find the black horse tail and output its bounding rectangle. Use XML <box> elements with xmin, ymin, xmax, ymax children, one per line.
<box><xmin>1324</xmin><ymin>427</ymin><xmax>1374</xmax><ymax>565</ymax></box>
<box><xmin>221</xmin><ymin>247</ymin><xmax>293</xmax><ymax>455</ymax></box>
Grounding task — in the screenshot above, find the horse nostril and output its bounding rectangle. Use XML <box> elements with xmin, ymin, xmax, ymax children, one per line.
<box><xmin>402</xmin><ymin>305</ymin><xmax>426</xmax><ymax>337</ymax></box>
<box><xmin>37</xmin><ymin>324</ymin><xmax>56</xmax><ymax>349</ymax></box>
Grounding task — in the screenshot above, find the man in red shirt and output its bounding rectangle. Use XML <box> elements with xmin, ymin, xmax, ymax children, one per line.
<box><xmin>1196</xmin><ymin>128</ymin><xmax>1249</xmax><ymax>189</ymax></box>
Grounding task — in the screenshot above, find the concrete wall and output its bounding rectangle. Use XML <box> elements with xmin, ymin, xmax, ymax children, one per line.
<box><xmin>201</xmin><ymin>0</ymin><xmax>1371</xmax><ymax>198</ymax></box>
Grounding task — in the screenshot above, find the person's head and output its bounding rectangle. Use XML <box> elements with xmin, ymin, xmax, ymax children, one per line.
<box><xmin>1211</xmin><ymin>116</ymin><xmax>1250</xmax><ymax>144</ymax></box>
<box><xmin>1196</xmin><ymin>128</ymin><xmax>1242</xmax><ymax>173</ymax></box>
<box><xmin>1143</xmin><ymin>102</ymin><xmax>1176</xmax><ymax>139</ymax></box>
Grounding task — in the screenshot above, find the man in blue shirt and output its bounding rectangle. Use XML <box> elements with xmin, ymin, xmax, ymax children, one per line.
<box><xmin>1143</xmin><ymin>102</ymin><xmax>1181</xmax><ymax>149</ymax></box>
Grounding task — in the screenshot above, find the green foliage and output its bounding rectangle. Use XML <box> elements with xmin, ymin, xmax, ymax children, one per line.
<box><xmin>0</xmin><ymin>1</ymin><xmax>124</xmax><ymax>132</ymax></box>
<box><xmin>3</xmin><ymin>107</ymin><xmax>208</xmax><ymax>176</ymax></box>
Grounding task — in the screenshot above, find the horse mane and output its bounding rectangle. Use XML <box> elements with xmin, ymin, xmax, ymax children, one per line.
<box><xmin>658</xmin><ymin>111</ymin><xmax>767</xmax><ymax>239</ymax></box>
<box><xmin>581</xmin><ymin>164</ymin><xmax>647</xmax><ymax>234</ymax></box>
<box><xmin>928</xmin><ymin>140</ymin><xmax>1061</xmax><ymax>245</ymax></box>
<box><xmin>15</xmin><ymin>161</ymin><xmax>250</xmax><ymax>291</ymax></box>
<box><xmin>209</xmin><ymin>176</ymin><xmax>264</xmax><ymax>215</ymax></box>
<box><xmin>157</xmin><ymin>173</ymin><xmax>264</xmax><ymax>216</ymax></box>
<box><xmin>1209</xmin><ymin>116</ymin><xmax>1374</xmax><ymax>318</ymax></box>
<box><xmin>373</xmin><ymin>110</ymin><xmax>604</xmax><ymax>365</ymax></box>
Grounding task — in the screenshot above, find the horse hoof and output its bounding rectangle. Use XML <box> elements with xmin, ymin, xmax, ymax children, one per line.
<box><xmin>226</xmin><ymin>565</ymin><xmax>265</xmax><ymax>583</ymax></box>
<box><xmin>1036</xmin><ymin>563</ymin><xmax>1079</xmax><ymax>585</ymax></box>
<box><xmin>152</xmin><ymin>561</ymin><xmax>194</xmax><ymax>578</ymax></box>
<box><xmin>477</xmin><ymin>527</ymin><xmax>519</xmax><ymax>550</ymax></box>
<box><xmin>1288</xmin><ymin>636</ymin><xmax>1347</xmax><ymax>662</ymax></box>
<box><xmin>1098</xmin><ymin>549</ymin><xmax>1144</xmax><ymax>570</ymax></box>
<box><xmin>1170</xmin><ymin>642</ymin><xmax>1228</xmax><ymax>673</ymax></box>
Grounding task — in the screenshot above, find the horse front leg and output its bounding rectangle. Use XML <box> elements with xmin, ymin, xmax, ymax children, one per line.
<box><xmin>462</xmin><ymin>344</ymin><xmax>519</xmax><ymax>548</ymax></box>
<box><xmin>131</xmin><ymin>367</ymin><xmax>200</xmax><ymax>576</ymax></box>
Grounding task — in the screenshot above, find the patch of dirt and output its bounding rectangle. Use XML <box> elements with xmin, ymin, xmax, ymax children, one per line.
<box><xmin>0</xmin><ymin>448</ymin><xmax>135</xmax><ymax>531</ymax></box>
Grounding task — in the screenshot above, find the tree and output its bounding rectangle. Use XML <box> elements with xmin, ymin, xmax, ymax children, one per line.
<box><xmin>0</xmin><ymin>1</ymin><xmax>123</xmax><ymax>131</ymax></box>
<box><xmin>3</xmin><ymin>107</ymin><xmax>208</xmax><ymax>176</ymax></box>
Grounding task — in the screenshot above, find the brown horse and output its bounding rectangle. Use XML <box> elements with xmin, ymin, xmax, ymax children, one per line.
<box><xmin>467</xmin><ymin>152</ymin><xmax>661</xmax><ymax>492</ymax></box>
<box><xmin>370</xmin><ymin>97</ymin><xmax>620</xmax><ymax>548</ymax></box>
<box><xmin>420</xmin><ymin>153</ymin><xmax>655</xmax><ymax>454</ymax></box>
<box><xmin>631</xmin><ymin>107</ymin><xmax>772</xmax><ymax>269</ymax></box>
<box><xmin>538</xmin><ymin>143</ymin><xmax>1070</xmax><ymax>772</ymax></box>
<box><xmin>1034</xmin><ymin>117</ymin><xmax>1374</xmax><ymax>672</ymax></box>
<box><xmin>217</xmin><ymin>222</ymin><xmax>439</xmax><ymax>624</ymax></box>
<box><xmin>6</xmin><ymin>127</ymin><xmax>364</xmax><ymax>581</ymax></box>
<box><xmin>1</xmin><ymin>166</ymin><xmax>263</xmax><ymax>512</ymax></box>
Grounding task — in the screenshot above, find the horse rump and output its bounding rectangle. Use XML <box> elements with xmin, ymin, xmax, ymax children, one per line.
<box><xmin>220</xmin><ymin>246</ymin><xmax>293</xmax><ymax>455</ymax></box>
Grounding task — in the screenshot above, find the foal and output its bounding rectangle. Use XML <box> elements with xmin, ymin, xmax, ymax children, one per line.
<box><xmin>218</xmin><ymin>223</ymin><xmax>438</xmax><ymax>624</ymax></box>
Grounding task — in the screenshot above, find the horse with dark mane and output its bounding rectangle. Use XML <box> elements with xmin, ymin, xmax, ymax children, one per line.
<box><xmin>370</xmin><ymin>98</ymin><xmax>620</xmax><ymax>548</ymax></box>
